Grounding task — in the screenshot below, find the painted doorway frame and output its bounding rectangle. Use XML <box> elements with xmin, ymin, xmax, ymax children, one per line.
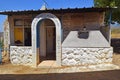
<box><xmin>31</xmin><ymin>13</ymin><xmax>62</xmax><ymax>67</ymax></box>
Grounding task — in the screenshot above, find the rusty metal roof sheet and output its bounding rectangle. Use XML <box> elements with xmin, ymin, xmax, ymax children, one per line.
<box><xmin>0</xmin><ymin>7</ymin><xmax>112</xmax><ymax>15</ymax></box>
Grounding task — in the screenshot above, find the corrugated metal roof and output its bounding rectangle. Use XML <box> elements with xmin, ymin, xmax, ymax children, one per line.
<box><xmin>0</xmin><ymin>7</ymin><xmax>112</xmax><ymax>15</ymax></box>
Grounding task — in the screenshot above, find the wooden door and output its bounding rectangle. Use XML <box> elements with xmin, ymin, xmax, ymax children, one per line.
<box><xmin>46</xmin><ymin>27</ymin><xmax>56</xmax><ymax>57</ymax></box>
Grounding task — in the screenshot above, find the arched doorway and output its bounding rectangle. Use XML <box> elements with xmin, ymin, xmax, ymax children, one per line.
<box><xmin>31</xmin><ymin>13</ymin><xmax>62</xmax><ymax>67</ymax></box>
<box><xmin>39</xmin><ymin>19</ymin><xmax>56</xmax><ymax>61</ymax></box>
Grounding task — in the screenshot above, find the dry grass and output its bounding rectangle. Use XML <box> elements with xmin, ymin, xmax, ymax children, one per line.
<box><xmin>111</xmin><ymin>34</ymin><xmax>120</xmax><ymax>38</ymax></box>
<box><xmin>111</xmin><ymin>28</ymin><xmax>120</xmax><ymax>38</ymax></box>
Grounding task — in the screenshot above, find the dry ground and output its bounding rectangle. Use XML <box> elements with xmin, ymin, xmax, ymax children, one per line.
<box><xmin>0</xmin><ymin>69</ymin><xmax>120</xmax><ymax>80</ymax></box>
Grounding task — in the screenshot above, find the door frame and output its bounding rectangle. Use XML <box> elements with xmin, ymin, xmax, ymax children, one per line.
<box><xmin>31</xmin><ymin>13</ymin><xmax>62</xmax><ymax>67</ymax></box>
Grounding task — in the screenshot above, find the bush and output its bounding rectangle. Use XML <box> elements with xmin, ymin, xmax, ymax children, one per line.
<box><xmin>0</xmin><ymin>40</ymin><xmax>3</xmax><ymax>49</ymax></box>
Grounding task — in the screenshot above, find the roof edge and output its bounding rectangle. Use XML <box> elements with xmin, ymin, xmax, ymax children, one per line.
<box><xmin>0</xmin><ymin>7</ymin><xmax>112</xmax><ymax>15</ymax></box>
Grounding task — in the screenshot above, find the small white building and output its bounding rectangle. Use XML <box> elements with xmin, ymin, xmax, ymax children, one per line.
<box><xmin>0</xmin><ymin>7</ymin><xmax>113</xmax><ymax>67</ymax></box>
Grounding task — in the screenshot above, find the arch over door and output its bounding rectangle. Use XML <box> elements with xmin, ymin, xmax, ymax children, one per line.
<box><xmin>31</xmin><ymin>13</ymin><xmax>62</xmax><ymax>67</ymax></box>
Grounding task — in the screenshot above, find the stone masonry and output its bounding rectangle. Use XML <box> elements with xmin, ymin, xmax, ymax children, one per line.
<box><xmin>62</xmin><ymin>47</ymin><xmax>113</xmax><ymax>66</ymax></box>
<box><xmin>10</xmin><ymin>46</ymin><xmax>32</xmax><ymax>65</ymax></box>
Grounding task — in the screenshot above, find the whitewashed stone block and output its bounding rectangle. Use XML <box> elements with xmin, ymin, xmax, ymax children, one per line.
<box><xmin>10</xmin><ymin>46</ymin><xmax>32</xmax><ymax>66</ymax></box>
<box><xmin>69</xmin><ymin>59</ymin><xmax>77</xmax><ymax>65</ymax></box>
<box><xmin>62</xmin><ymin>47</ymin><xmax>113</xmax><ymax>66</ymax></box>
<box><xmin>106</xmin><ymin>51</ymin><xmax>113</xmax><ymax>58</ymax></box>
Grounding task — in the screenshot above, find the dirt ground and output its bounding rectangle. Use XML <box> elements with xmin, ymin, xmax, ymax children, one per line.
<box><xmin>0</xmin><ymin>56</ymin><xmax>120</xmax><ymax>80</ymax></box>
<box><xmin>0</xmin><ymin>38</ymin><xmax>120</xmax><ymax>80</ymax></box>
<box><xmin>0</xmin><ymin>69</ymin><xmax>120</xmax><ymax>80</ymax></box>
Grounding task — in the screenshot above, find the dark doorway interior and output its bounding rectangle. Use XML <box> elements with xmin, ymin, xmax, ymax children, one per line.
<box><xmin>46</xmin><ymin>27</ymin><xmax>56</xmax><ymax>60</ymax></box>
<box><xmin>24</xmin><ymin>28</ymin><xmax>31</xmax><ymax>46</ymax></box>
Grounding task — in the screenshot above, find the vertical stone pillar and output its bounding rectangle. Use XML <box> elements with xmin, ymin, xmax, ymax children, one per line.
<box><xmin>3</xmin><ymin>18</ymin><xmax>10</xmax><ymax>63</ymax></box>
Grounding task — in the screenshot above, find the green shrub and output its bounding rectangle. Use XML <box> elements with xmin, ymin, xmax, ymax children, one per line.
<box><xmin>0</xmin><ymin>40</ymin><xmax>3</xmax><ymax>49</ymax></box>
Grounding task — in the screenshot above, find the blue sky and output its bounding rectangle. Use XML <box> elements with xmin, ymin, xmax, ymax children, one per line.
<box><xmin>0</xmin><ymin>0</ymin><xmax>94</xmax><ymax>32</ymax></box>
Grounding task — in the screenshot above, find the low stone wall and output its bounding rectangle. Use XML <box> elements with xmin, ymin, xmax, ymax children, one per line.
<box><xmin>10</xmin><ymin>46</ymin><xmax>32</xmax><ymax>66</ymax></box>
<box><xmin>62</xmin><ymin>47</ymin><xmax>113</xmax><ymax>66</ymax></box>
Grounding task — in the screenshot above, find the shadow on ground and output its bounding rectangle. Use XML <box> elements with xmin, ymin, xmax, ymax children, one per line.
<box><xmin>111</xmin><ymin>38</ymin><xmax>120</xmax><ymax>53</ymax></box>
<box><xmin>0</xmin><ymin>70</ymin><xmax>120</xmax><ymax>80</ymax></box>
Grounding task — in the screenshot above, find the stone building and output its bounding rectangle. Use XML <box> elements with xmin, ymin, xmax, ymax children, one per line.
<box><xmin>0</xmin><ymin>7</ymin><xmax>113</xmax><ymax>67</ymax></box>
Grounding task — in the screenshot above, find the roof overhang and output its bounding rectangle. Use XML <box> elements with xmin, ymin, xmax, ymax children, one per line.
<box><xmin>0</xmin><ymin>7</ymin><xmax>112</xmax><ymax>15</ymax></box>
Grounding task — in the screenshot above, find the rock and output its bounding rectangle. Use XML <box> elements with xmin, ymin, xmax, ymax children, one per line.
<box><xmin>62</xmin><ymin>53</ymin><xmax>67</xmax><ymax>59</ymax></box>
<box><xmin>104</xmin><ymin>48</ymin><xmax>109</xmax><ymax>53</ymax></box>
<box><xmin>74</xmin><ymin>50</ymin><xmax>80</xmax><ymax>55</ymax></box>
<box><xmin>67</xmin><ymin>53</ymin><xmax>74</xmax><ymax>59</ymax></box>
<box><xmin>11</xmin><ymin>55</ymin><xmax>17</xmax><ymax>60</ymax></box>
<box><xmin>94</xmin><ymin>52</ymin><xmax>100</xmax><ymax>58</ymax></box>
<box><xmin>19</xmin><ymin>53</ymin><xmax>24</xmax><ymax>58</ymax></box>
<box><xmin>62</xmin><ymin>59</ymin><xmax>69</xmax><ymax>65</ymax></box>
<box><xmin>74</xmin><ymin>55</ymin><xmax>80</xmax><ymax>61</ymax></box>
<box><xmin>27</xmin><ymin>59</ymin><xmax>32</xmax><ymax>63</ymax></box>
<box><xmin>100</xmin><ymin>53</ymin><xmax>105</xmax><ymax>58</ymax></box>
<box><xmin>69</xmin><ymin>59</ymin><xmax>77</xmax><ymax>65</ymax></box>
<box><xmin>79</xmin><ymin>49</ymin><xmax>84</xmax><ymax>53</ymax></box>
<box><xmin>89</xmin><ymin>60</ymin><xmax>96</xmax><ymax>64</ymax></box>
<box><xmin>98</xmin><ymin>60</ymin><xmax>102</xmax><ymax>63</ymax></box>
<box><xmin>97</xmin><ymin>50</ymin><xmax>101</xmax><ymax>54</ymax></box>
<box><xmin>106</xmin><ymin>51</ymin><xmax>113</xmax><ymax>58</ymax></box>
<box><xmin>12</xmin><ymin>59</ymin><xmax>20</xmax><ymax>64</ymax></box>
<box><xmin>106</xmin><ymin>58</ymin><xmax>112</xmax><ymax>63</ymax></box>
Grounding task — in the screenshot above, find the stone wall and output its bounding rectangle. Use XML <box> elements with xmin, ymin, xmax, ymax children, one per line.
<box><xmin>62</xmin><ymin>47</ymin><xmax>113</xmax><ymax>66</ymax></box>
<box><xmin>3</xmin><ymin>18</ymin><xmax>10</xmax><ymax>63</ymax></box>
<box><xmin>10</xmin><ymin>46</ymin><xmax>32</xmax><ymax>66</ymax></box>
